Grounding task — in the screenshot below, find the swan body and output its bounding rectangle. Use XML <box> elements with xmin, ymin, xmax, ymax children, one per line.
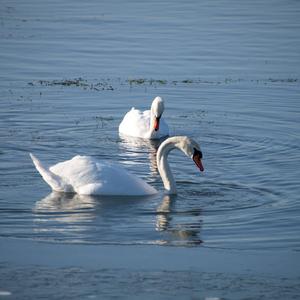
<box><xmin>30</xmin><ymin>136</ymin><xmax>204</xmax><ymax>196</ymax></box>
<box><xmin>30</xmin><ymin>154</ymin><xmax>157</xmax><ymax>196</ymax></box>
<box><xmin>119</xmin><ymin>96</ymin><xmax>169</xmax><ymax>139</ymax></box>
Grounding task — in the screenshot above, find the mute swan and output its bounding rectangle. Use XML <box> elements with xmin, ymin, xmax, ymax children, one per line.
<box><xmin>119</xmin><ymin>96</ymin><xmax>169</xmax><ymax>139</ymax></box>
<box><xmin>30</xmin><ymin>136</ymin><xmax>204</xmax><ymax>196</ymax></box>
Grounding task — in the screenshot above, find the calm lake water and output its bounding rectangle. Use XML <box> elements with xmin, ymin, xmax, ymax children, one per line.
<box><xmin>1</xmin><ymin>0</ymin><xmax>300</xmax><ymax>299</ymax></box>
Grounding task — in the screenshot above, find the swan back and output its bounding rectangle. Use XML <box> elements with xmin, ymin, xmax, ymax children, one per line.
<box><xmin>50</xmin><ymin>155</ymin><xmax>157</xmax><ymax>195</ymax></box>
<box><xmin>31</xmin><ymin>154</ymin><xmax>157</xmax><ymax>196</ymax></box>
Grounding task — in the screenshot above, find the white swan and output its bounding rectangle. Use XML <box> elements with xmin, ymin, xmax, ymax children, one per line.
<box><xmin>30</xmin><ymin>136</ymin><xmax>204</xmax><ymax>196</ymax></box>
<box><xmin>119</xmin><ymin>96</ymin><xmax>169</xmax><ymax>139</ymax></box>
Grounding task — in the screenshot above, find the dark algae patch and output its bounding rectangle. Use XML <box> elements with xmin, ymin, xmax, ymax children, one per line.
<box><xmin>31</xmin><ymin>78</ymin><xmax>114</xmax><ymax>91</ymax></box>
<box><xmin>127</xmin><ymin>78</ymin><xmax>168</xmax><ymax>86</ymax></box>
<box><xmin>28</xmin><ymin>77</ymin><xmax>299</xmax><ymax>91</ymax></box>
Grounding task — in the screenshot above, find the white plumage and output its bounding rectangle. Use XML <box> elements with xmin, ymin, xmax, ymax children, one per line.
<box><xmin>119</xmin><ymin>96</ymin><xmax>169</xmax><ymax>139</ymax></box>
<box><xmin>30</xmin><ymin>136</ymin><xmax>204</xmax><ymax>196</ymax></box>
<box><xmin>30</xmin><ymin>154</ymin><xmax>157</xmax><ymax>196</ymax></box>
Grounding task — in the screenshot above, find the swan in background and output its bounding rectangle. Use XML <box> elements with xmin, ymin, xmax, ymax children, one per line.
<box><xmin>119</xmin><ymin>96</ymin><xmax>169</xmax><ymax>139</ymax></box>
<box><xmin>30</xmin><ymin>136</ymin><xmax>204</xmax><ymax>196</ymax></box>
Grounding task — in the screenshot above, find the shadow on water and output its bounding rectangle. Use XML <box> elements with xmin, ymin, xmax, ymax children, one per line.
<box><xmin>33</xmin><ymin>192</ymin><xmax>203</xmax><ymax>246</ymax></box>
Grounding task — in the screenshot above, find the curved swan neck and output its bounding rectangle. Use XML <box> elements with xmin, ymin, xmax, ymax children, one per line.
<box><xmin>149</xmin><ymin>109</ymin><xmax>156</xmax><ymax>137</ymax></box>
<box><xmin>157</xmin><ymin>136</ymin><xmax>186</xmax><ymax>194</ymax></box>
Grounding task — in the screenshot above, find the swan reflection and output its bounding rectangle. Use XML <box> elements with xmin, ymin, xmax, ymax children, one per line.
<box><xmin>35</xmin><ymin>192</ymin><xmax>97</xmax><ymax>212</ymax></box>
<box><xmin>118</xmin><ymin>134</ymin><xmax>167</xmax><ymax>176</ymax></box>
<box><xmin>156</xmin><ymin>195</ymin><xmax>203</xmax><ymax>246</ymax></box>
<box><xmin>33</xmin><ymin>192</ymin><xmax>97</xmax><ymax>237</ymax></box>
<box><xmin>33</xmin><ymin>192</ymin><xmax>202</xmax><ymax>246</ymax></box>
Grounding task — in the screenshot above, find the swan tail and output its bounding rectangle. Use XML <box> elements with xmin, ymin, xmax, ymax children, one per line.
<box><xmin>29</xmin><ymin>153</ymin><xmax>68</xmax><ymax>192</ymax></box>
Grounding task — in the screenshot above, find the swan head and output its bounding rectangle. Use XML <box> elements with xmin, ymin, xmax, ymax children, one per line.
<box><xmin>151</xmin><ymin>96</ymin><xmax>165</xmax><ymax>131</ymax></box>
<box><xmin>176</xmin><ymin>136</ymin><xmax>204</xmax><ymax>172</ymax></box>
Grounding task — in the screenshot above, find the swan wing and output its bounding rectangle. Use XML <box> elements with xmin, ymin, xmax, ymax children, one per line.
<box><xmin>119</xmin><ymin>108</ymin><xmax>151</xmax><ymax>138</ymax></box>
<box><xmin>50</xmin><ymin>155</ymin><xmax>157</xmax><ymax>196</ymax></box>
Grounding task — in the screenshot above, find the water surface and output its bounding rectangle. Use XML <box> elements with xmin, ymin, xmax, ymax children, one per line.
<box><xmin>1</xmin><ymin>0</ymin><xmax>300</xmax><ymax>298</ymax></box>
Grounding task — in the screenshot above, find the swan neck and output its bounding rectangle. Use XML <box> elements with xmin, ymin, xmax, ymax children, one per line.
<box><xmin>149</xmin><ymin>109</ymin><xmax>156</xmax><ymax>137</ymax></box>
<box><xmin>157</xmin><ymin>140</ymin><xmax>177</xmax><ymax>194</ymax></box>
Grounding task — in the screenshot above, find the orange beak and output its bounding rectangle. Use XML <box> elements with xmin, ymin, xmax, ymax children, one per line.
<box><xmin>154</xmin><ymin>117</ymin><xmax>160</xmax><ymax>131</ymax></box>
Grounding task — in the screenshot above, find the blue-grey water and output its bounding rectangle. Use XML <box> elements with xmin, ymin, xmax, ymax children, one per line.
<box><xmin>1</xmin><ymin>0</ymin><xmax>300</xmax><ymax>299</ymax></box>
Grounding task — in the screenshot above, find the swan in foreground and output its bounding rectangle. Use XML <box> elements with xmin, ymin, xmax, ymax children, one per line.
<box><xmin>119</xmin><ymin>96</ymin><xmax>169</xmax><ymax>139</ymax></box>
<box><xmin>30</xmin><ymin>136</ymin><xmax>204</xmax><ymax>196</ymax></box>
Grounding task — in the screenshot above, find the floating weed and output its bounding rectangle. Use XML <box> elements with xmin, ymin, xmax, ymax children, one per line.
<box><xmin>156</xmin><ymin>79</ymin><xmax>167</xmax><ymax>85</ymax></box>
<box><xmin>38</xmin><ymin>78</ymin><xmax>89</xmax><ymax>87</ymax></box>
<box><xmin>30</xmin><ymin>78</ymin><xmax>114</xmax><ymax>91</ymax></box>
<box><xmin>182</xmin><ymin>79</ymin><xmax>193</xmax><ymax>84</ymax></box>
<box><xmin>267</xmin><ymin>78</ymin><xmax>298</xmax><ymax>83</ymax></box>
<box><xmin>128</xmin><ymin>78</ymin><xmax>146</xmax><ymax>85</ymax></box>
<box><xmin>127</xmin><ymin>78</ymin><xmax>167</xmax><ymax>86</ymax></box>
<box><xmin>92</xmin><ymin>82</ymin><xmax>114</xmax><ymax>91</ymax></box>
<box><xmin>27</xmin><ymin>77</ymin><xmax>299</xmax><ymax>91</ymax></box>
